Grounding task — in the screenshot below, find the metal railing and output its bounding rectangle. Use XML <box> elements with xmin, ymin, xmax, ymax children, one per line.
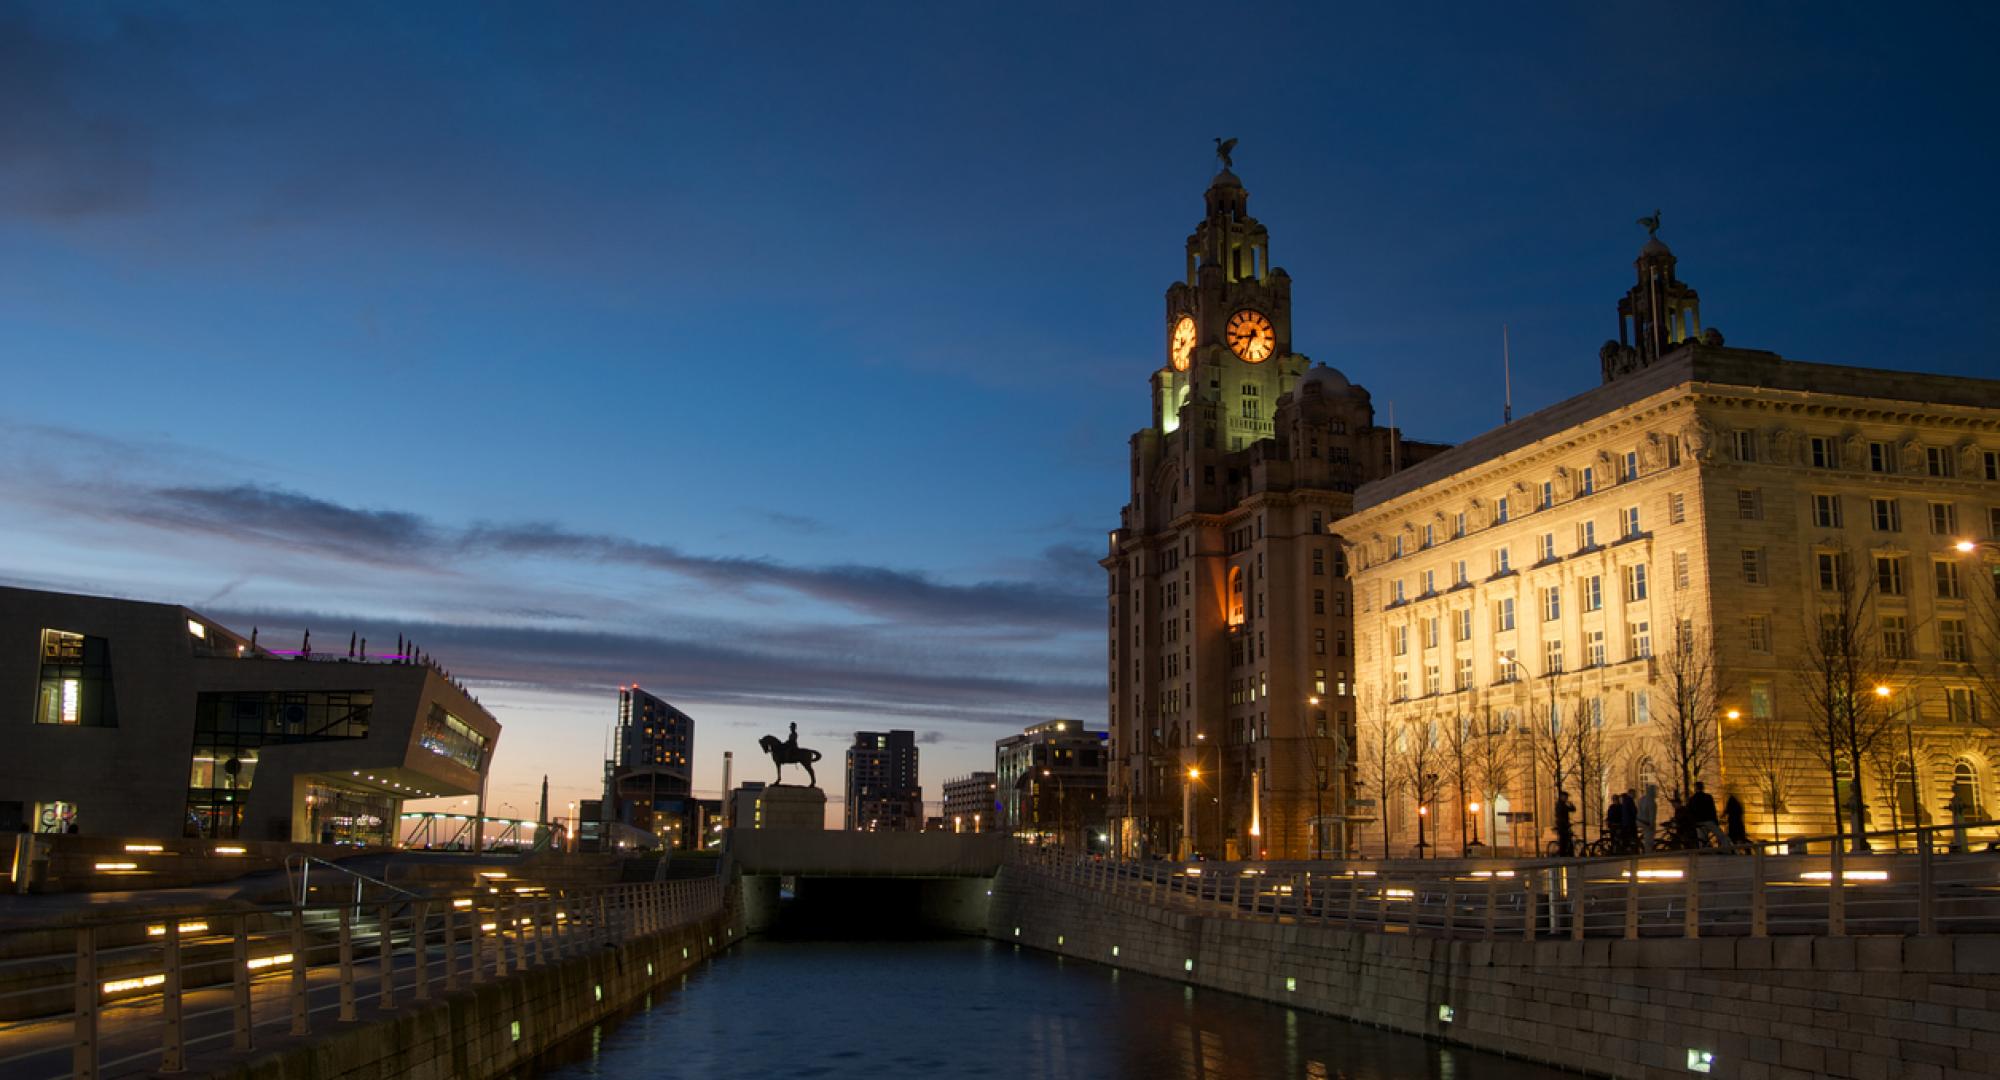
<box><xmin>284</xmin><ymin>854</ymin><xmax>420</xmax><ymax>910</ymax></box>
<box><xmin>1016</xmin><ymin>823</ymin><xmax>2000</xmax><ymax>943</ymax></box>
<box><xmin>0</xmin><ymin>875</ymin><xmax>725</xmax><ymax>1080</ymax></box>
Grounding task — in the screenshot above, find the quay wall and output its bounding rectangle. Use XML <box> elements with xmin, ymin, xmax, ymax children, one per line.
<box><xmin>204</xmin><ymin>902</ymin><xmax>744</xmax><ymax>1080</ymax></box>
<box><xmin>989</xmin><ymin>868</ymin><xmax>2000</xmax><ymax>1080</ymax></box>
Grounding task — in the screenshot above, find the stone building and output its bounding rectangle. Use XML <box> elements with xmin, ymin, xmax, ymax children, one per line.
<box><xmin>1343</xmin><ymin>232</ymin><xmax>2000</xmax><ymax>855</ymax></box>
<box><xmin>1102</xmin><ymin>157</ymin><xmax>1445</xmax><ymax>861</ymax></box>
<box><xmin>996</xmin><ymin>720</ymin><xmax>1108</xmax><ymax>850</ymax></box>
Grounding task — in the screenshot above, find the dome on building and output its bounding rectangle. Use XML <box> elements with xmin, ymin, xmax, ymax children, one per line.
<box><xmin>1294</xmin><ymin>363</ymin><xmax>1351</xmax><ymax>397</ymax></box>
<box><xmin>1640</xmin><ymin>235</ymin><xmax>1673</xmax><ymax>258</ymax></box>
<box><xmin>1209</xmin><ymin>167</ymin><xmax>1243</xmax><ymax>189</ymax></box>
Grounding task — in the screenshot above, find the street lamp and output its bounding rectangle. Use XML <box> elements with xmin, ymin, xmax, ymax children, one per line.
<box><xmin>1467</xmin><ymin>800</ymin><xmax>1482</xmax><ymax>849</ymax></box>
<box><xmin>1042</xmin><ymin>768</ymin><xmax>1069</xmax><ymax>851</ymax></box>
<box><xmin>1183</xmin><ymin>766</ymin><xmax>1200</xmax><ymax>860</ymax></box>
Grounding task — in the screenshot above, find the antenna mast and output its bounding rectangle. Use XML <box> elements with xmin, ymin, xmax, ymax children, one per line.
<box><xmin>1502</xmin><ymin>324</ymin><xmax>1514</xmax><ymax>424</ymax></box>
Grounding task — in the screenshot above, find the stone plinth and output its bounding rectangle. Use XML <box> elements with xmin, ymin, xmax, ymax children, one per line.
<box><xmin>758</xmin><ymin>785</ymin><xmax>826</xmax><ymax>830</ymax></box>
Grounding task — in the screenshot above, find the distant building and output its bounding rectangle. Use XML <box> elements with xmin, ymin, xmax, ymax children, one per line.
<box><xmin>941</xmin><ymin>772</ymin><xmax>998</xmax><ymax>832</ymax></box>
<box><xmin>0</xmin><ymin>586</ymin><xmax>500</xmax><ymax>845</ymax></box>
<box><xmin>603</xmin><ymin>685</ymin><xmax>697</xmax><ymax>848</ymax></box>
<box><xmin>845</xmin><ymin>730</ymin><xmax>921</xmax><ymax>831</ymax></box>
<box><xmin>727</xmin><ymin>781</ymin><xmax>766</xmax><ymax>830</ymax></box>
<box><xmin>996</xmin><ymin>720</ymin><xmax>1108</xmax><ymax>850</ymax></box>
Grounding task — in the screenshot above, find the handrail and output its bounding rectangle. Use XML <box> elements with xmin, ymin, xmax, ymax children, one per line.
<box><xmin>285</xmin><ymin>854</ymin><xmax>421</xmax><ymax>908</ymax></box>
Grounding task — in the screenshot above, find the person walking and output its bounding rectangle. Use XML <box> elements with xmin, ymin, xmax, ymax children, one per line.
<box><xmin>1618</xmin><ymin>790</ymin><xmax>1639</xmax><ymax>852</ymax></box>
<box><xmin>1637</xmin><ymin>784</ymin><xmax>1658</xmax><ymax>851</ymax></box>
<box><xmin>1723</xmin><ymin>792</ymin><xmax>1749</xmax><ymax>852</ymax></box>
<box><xmin>1554</xmin><ymin>789</ymin><xmax>1576</xmax><ymax>857</ymax></box>
<box><xmin>1687</xmin><ymin>781</ymin><xmax>1723</xmax><ymax>849</ymax></box>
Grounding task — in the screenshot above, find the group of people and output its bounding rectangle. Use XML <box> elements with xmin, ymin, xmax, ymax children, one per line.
<box><xmin>1551</xmin><ymin>781</ymin><xmax>1751</xmax><ymax>856</ymax></box>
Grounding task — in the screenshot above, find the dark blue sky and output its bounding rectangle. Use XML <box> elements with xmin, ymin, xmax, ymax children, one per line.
<box><xmin>3</xmin><ymin>3</ymin><xmax>1995</xmax><ymax>816</ymax></box>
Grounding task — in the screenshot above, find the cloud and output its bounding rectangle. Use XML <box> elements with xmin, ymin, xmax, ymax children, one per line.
<box><xmin>88</xmin><ymin>480</ymin><xmax>1095</xmax><ymax>629</ymax></box>
<box><xmin>917</xmin><ymin>730</ymin><xmax>944</xmax><ymax>745</ymax></box>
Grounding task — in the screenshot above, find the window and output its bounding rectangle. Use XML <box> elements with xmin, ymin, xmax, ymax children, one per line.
<box><xmin>1936</xmin><ymin>560</ymin><xmax>1964</xmax><ymax>599</ymax></box>
<box><xmin>1312</xmin><ymin>549</ymin><xmax>1326</xmax><ymax>576</ymax></box>
<box><xmin>1882</xmin><ymin>615</ymin><xmax>1910</xmax><ymax>660</ymax></box>
<box><xmin>1949</xmin><ymin>695</ymin><xmax>1983</xmax><ymax>731</ymax></box>
<box><xmin>1453</xmin><ymin>511</ymin><xmax>1467</xmax><ymax>538</ymax></box>
<box><xmin>1578</xmin><ymin>468</ymin><xmax>1596</xmax><ymax>496</ymax></box>
<box><xmin>1424</xmin><ymin>664</ymin><xmax>1441</xmax><ymax>696</ymax></box>
<box><xmin>1940</xmin><ymin>618</ymin><xmax>1970</xmax><ymax>663</ymax></box>
<box><xmin>1542</xmin><ymin>586</ymin><xmax>1562</xmax><ymax>622</ymax></box>
<box><xmin>1624</xmin><ymin>564</ymin><xmax>1649</xmax><ymax>601</ymax></box>
<box><xmin>1314</xmin><ymin>628</ymin><xmax>1327</xmax><ymax>655</ymax></box>
<box><xmin>1992</xmin><ymin>506</ymin><xmax>2000</xmax><ymax>540</ymax></box>
<box><xmin>1392</xmin><ymin>536</ymin><xmax>1404</xmax><ymax>558</ymax></box>
<box><xmin>1872</xmin><ymin>498</ymin><xmax>1901</xmax><ymax>532</ymax></box>
<box><xmin>34</xmin><ymin>630</ymin><xmax>116</xmax><ymax>727</ymax></box>
<box><xmin>1313</xmin><ymin>589</ymin><xmax>1325</xmax><ymax>614</ymax></box>
<box><xmin>1452</xmin><ymin>559</ymin><xmax>1468</xmax><ymax>586</ymax></box>
<box><xmin>1674</xmin><ymin>550</ymin><xmax>1691</xmax><ymax>590</ymax></box>
<box><xmin>1812</xmin><ymin>493</ymin><xmax>1843</xmax><ymax>529</ymax></box>
<box><xmin>419</xmin><ymin>706</ymin><xmax>490</xmax><ymax>771</ymax></box>
<box><xmin>1733</xmin><ymin>430</ymin><xmax>1757</xmax><ymax>462</ymax></box>
<box><xmin>1876</xmin><ymin>555</ymin><xmax>1905</xmax><ymax>596</ymax></box>
<box><xmin>1817</xmin><ymin>551</ymin><xmax>1848</xmax><ymax>591</ymax></box>
<box><xmin>1420</xmin><ymin>569</ymin><xmax>1437</xmax><ymax>595</ymax></box>
<box><xmin>1621</xmin><ymin>450</ymin><xmax>1639</xmax><ymax>482</ymax></box>
<box><xmin>1737</xmin><ymin>488</ymin><xmax>1762</xmax><ymax>520</ymax></box>
<box><xmin>1456</xmin><ymin>656</ymin><xmax>1474</xmax><ymax>691</ymax></box>
<box><xmin>1750</xmin><ymin>680</ymin><xmax>1774</xmax><ymax>720</ymax></box>
<box><xmin>1869</xmin><ymin>441</ymin><xmax>1893</xmax><ymax>474</ymax></box>
<box><xmin>1494</xmin><ymin>598</ymin><xmax>1516</xmax><ymax>632</ymax></box>
<box><xmin>1951</xmin><ymin>760</ymin><xmax>1984</xmax><ymax>818</ymax></box>
<box><xmin>1394</xmin><ymin>670</ymin><xmax>1409</xmax><ymax>701</ymax></box>
<box><xmin>1495</xmin><ymin>497</ymin><xmax>1510</xmax><ymax>524</ymax></box>
<box><xmin>1628</xmin><ymin>690</ymin><xmax>1651</xmax><ymax>725</ymax></box>
<box><xmin>1929</xmin><ymin>502</ymin><xmax>1958</xmax><ymax>536</ymax></box>
<box><xmin>1497</xmin><ymin>649</ymin><xmax>1519</xmax><ymax>683</ymax></box>
<box><xmin>1584</xmin><ymin>628</ymin><xmax>1605</xmax><ymax>667</ymax></box>
<box><xmin>1741</xmin><ymin>548</ymin><xmax>1765</xmax><ymax>585</ymax></box>
<box><xmin>1454</xmin><ymin>609</ymin><xmax>1472</xmax><ymax>642</ymax></box>
<box><xmin>1422</xmin><ymin>524</ymin><xmax>1435</xmax><ymax>549</ymax></box>
<box><xmin>1544</xmin><ymin>638</ymin><xmax>1565</xmax><ymax>674</ymax></box>
<box><xmin>1494</xmin><ymin>547</ymin><xmax>1512</xmax><ymax>575</ymax></box>
<box><xmin>1621</xmin><ymin>506</ymin><xmax>1642</xmax><ymax>538</ymax></box>
<box><xmin>1927</xmin><ymin>446</ymin><xmax>1954</xmax><ymax>478</ymax></box>
<box><xmin>1668</xmin><ymin>492</ymin><xmax>1686</xmax><ymax>525</ymax></box>
<box><xmin>1582</xmin><ymin>575</ymin><xmax>1603</xmax><ymax>611</ymax></box>
<box><xmin>1576</xmin><ymin>520</ymin><xmax>1597</xmax><ymax>550</ymax></box>
<box><xmin>1810</xmin><ymin>435</ymin><xmax>1837</xmax><ymax>469</ymax></box>
<box><xmin>1988</xmin><ymin>450</ymin><xmax>2000</xmax><ymax>482</ymax></box>
<box><xmin>1678</xmin><ymin>618</ymin><xmax>1697</xmax><ymax>655</ymax></box>
<box><xmin>1537</xmin><ymin>532</ymin><xmax>1556</xmax><ymax>563</ymax></box>
<box><xmin>1422</xmin><ymin>617</ymin><xmax>1439</xmax><ymax>650</ymax></box>
<box><xmin>1624</xmin><ymin>624</ymin><xmax>1656</xmax><ymax>660</ymax></box>
<box><xmin>1391</xmin><ymin>580</ymin><xmax>1406</xmax><ymax>604</ymax></box>
<box><xmin>1391</xmin><ymin>626</ymin><xmax>1408</xmax><ymax>656</ymax></box>
<box><xmin>1538</xmin><ymin>480</ymin><xmax>1555</xmax><ymax>510</ymax></box>
<box><xmin>1746</xmin><ymin>615</ymin><xmax>1770</xmax><ymax>652</ymax></box>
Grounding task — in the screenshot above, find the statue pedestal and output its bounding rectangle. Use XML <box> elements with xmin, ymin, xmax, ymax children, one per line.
<box><xmin>757</xmin><ymin>785</ymin><xmax>827</xmax><ymax>830</ymax></box>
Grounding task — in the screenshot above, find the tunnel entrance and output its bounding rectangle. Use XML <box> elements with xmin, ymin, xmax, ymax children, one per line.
<box><xmin>740</xmin><ymin>874</ymin><xmax>994</xmax><ymax>938</ymax></box>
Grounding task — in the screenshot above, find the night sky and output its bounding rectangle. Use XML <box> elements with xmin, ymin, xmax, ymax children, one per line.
<box><xmin>3</xmin><ymin>4</ymin><xmax>1995</xmax><ymax>822</ymax></box>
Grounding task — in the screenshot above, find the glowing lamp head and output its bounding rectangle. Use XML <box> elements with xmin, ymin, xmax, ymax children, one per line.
<box><xmin>1956</xmin><ymin>540</ymin><xmax>1977</xmax><ymax>553</ymax></box>
<box><xmin>1469</xmin><ymin>802</ymin><xmax>1480</xmax><ymax>813</ymax></box>
<box><xmin>1308</xmin><ymin>696</ymin><xmax>1320</xmax><ymax>706</ymax></box>
<box><xmin>1725</xmin><ymin>709</ymin><xmax>1742</xmax><ymax>721</ymax></box>
<box><xmin>1187</xmin><ymin>767</ymin><xmax>1200</xmax><ymax>781</ymax></box>
<box><xmin>1418</xmin><ymin>805</ymin><xmax>1428</xmax><ymax>816</ymax></box>
<box><xmin>1874</xmin><ymin>685</ymin><xmax>1892</xmax><ymax>698</ymax></box>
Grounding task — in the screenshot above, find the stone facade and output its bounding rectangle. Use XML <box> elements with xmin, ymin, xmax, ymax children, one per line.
<box><xmin>1343</xmin><ymin>243</ymin><xmax>2000</xmax><ymax>855</ymax></box>
<box><xmin>1103</xmin><ymin>161</ymin><xmax>1445</xmax><ymax>863</ymax></box>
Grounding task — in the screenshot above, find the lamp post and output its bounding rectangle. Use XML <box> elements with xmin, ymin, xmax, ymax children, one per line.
<box><xmin>1467</xmin><ymin>800</ymin><xmax>1481</xmax><ymax>850</ymax></box>
<box><xmin>1182</xmin><ymin>766</ymin><xmax>1200</xmax><ymax>860</ymax></box>
<box><xmin>1041</xmin><ymin>768</ymin><xmax>1068</xmax><ymax>852</ymax></box>
<box><xmin>1497</xmin><ymin>653</ymin><xmax>1542</xmax><ymax>853</ymax></box>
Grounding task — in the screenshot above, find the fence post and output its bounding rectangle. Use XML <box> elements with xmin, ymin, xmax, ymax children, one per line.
<box><xmin>1682</xmin><ymin>855</ymin><xmax>1700</xmax><ymax>939</ymax></box>
<box><xmin>1624</xmin><ymin>859</ymin><xmax>1640</xmax><ymax>940</ymax></box>
<box><xmin>413</xmin><ymin>900</ymin><xmax>432</xmax><ymax>1002</ymax></box>
<box><xmin>338</xmin><ymin>905</ymin><xmax>357</xmax><ymax>1021</ymax></box>
<box><xmin>161</xmin><ymin>917</ymin><xmax>184</xmax><ymax>1072</ymax></box>
<box><xmin>1750</xmin><ymin>846</ymin><xmax>1768</xmax><ymax>938</ymax></box>
<box><xmin>1917</xmin><ymin>828</ymin><xmax>1935</xmax><ymax>936</ymax></box>
<box><xmin>1828</xmin><ymin>841</ymin><xmax>1846</xmax><ymax>937</ymax></box>
<box><xmin>1443</xmin><ymin>878</ymin><xmax>1457</xmax><ymax>939</ymax></box>
<box><xmin>290</xmin><ymin>904</ymin><xmax>310</xmax><ymax>1035</ymax></box>
<box><xmin>232</xmin><ymin>918</ymin><xmax>253</xmax><ymax>1051</ymax></box>
<box><xmin>444</xmin><ymin>900</ymin><xmax>461</xmax><ymax>991</ymax></box>
<box><xmin>377</xmin><ymin>903</ymin><xmax>395</xmax><ymax>1010</ymax></box>
<box><xmin>1570</xmin><ymin>867</ymin><xmax>1586</xmax><ymax>941</ymax></box>
<box><xmin>1346</xmin><ymin>876</ymin><xmax>1359</xmax><ymax>924</ymax></box>
<box><xmin>73</xmin><ymin>926</ymin><xmax>98</xmax><ymax>1080</ymax></box>
<box><xmin>470</xmin><ymin>901</ymin><xmax>488</xmax><ymax>984</ymax></box>
<box><xmin>1484</xmin><ymin>879</ymin><xmax>1497</xmax><ymax>941</ymax></box>
<box><xmin>1522</xmin><ymin>872</ymin><xmax>1537</xmax><ymax>941</ymax></box>
<box><xmin>598</xmin><ymin>893</ymin><xmax>610</xmax><ymax>948</ymax></box>
<box><xmin>533</xmin><ymin>899</ymin><xmax>548</xmax><ymax>967</ymax></box>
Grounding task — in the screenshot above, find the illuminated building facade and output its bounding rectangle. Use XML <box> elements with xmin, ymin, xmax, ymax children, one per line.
<box><xmin>604</xmin><ymin>685</ymin><xmax>697</xmax><ymax>847</ymax></box>
<box><xmin>941</xmin><ymin>771</ymin><xmax>997</xmax><ymax>833</ymax></box>
<box><xmin>845</xmin><ymin>729</ymin><xmax>921</xmax><ymax>831</ymax></box>
<box><xmin>996</xmin><ymin>719</ymin><xmax>1107</xmax><ymax>850</ymax></box>
<box><xmin>1103</xmin><ymin>160</ymin><xmax>1444</xmax><ymax>860</ymax></box>
<box><xmin>1</xmin><ymin>585</ymin><xmax>499</xmax><ymax>844</ymax></box>
<box><xmin>1345</xmin><ymin>233</ymin><xmax>2000</xmax><ymax>854</ymax></box>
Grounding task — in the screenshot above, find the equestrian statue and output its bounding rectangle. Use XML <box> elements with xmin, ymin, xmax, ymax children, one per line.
<box><xmin>759</xmin><ymin>722</ymin><xmax>822</xmax><ymax>787</ymax></box>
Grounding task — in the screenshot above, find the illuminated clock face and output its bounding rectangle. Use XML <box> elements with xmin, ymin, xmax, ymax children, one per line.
<box><xmin>1226</xmin><ymin>310</ymin><xmax>1276</xmax><ymax>363</ymax></box>
<box><xmin>1169</xmin><ymin>316</ymin><xmax>1196</xmax><ymax>371</ymax></box>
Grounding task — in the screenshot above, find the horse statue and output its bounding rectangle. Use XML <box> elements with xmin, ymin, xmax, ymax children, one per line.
<box><xmin>759</xmin><ymin>723</ymin><xmax>821</xmax><ymax>787</ymax></box>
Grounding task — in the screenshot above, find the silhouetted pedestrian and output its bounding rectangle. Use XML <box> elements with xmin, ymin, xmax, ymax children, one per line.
<box><xmin>1554</xmin><ymin>789</ymin><xmax>1576</xmax><ymax>857</ymax></box>
<box><xmin>1724</xmin><ymin>793</ymin><xmax>1748</xmax><ymax>851</ymax></box>
<box><xmin>1637</xmin><ymin>784</ymin><xmax>1658</xmax><ymax>851</ymax></box>
<box><xmin>1688</xmin><ymin>781</ymin><xmax>1723</xmax><ymax>848</ymax></box>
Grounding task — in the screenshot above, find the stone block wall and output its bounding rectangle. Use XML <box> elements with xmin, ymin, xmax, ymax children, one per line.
<box><xmin>990</xmin><ymin>869</ymin><xmax>2000</xmax><ymax>1080</ymax></box>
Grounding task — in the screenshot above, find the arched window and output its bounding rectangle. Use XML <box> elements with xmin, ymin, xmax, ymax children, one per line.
<box><xmin>1636</xmin><ymin>757</ymin><xmax>1658</xmax><ymax>792</ymax></box>
<box><xmin>1227</xmin><ymin>566</ymin><xmax>1244</xmax><ymax>626</ymax></box>
<box><xmin>1952</xmin><ymin>761</ymin><xmax>1986</xmax><ymax>820</ymax></box>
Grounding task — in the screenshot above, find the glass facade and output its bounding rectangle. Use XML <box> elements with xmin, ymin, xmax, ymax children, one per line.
<box><xmin>35</xmin><ymin>629</ymin><xmax>117</xmax><ymax>727</ymax></box>
<box><xmin>303</xmin><ymin>779</ymin><xmax>395</xmax><ymax>846</ymax></box>
<box><xmin>420</xmin><ymin>704</ymin><xmax>488</xmax><ymax>771</ymax></box>
<box><xmin>185</xmin><ymin>690</ymin><xmax>373</xmax><ymax>838</ymax></box>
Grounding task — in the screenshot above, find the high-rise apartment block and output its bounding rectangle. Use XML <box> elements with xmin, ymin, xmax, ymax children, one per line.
<box><xmin>845</xmin><ymin>729</ymin><xmax>921</xmax><ymax>831</ymax></box>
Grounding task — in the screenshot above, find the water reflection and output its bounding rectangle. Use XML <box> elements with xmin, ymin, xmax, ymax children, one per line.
<box><xmin>533</xmin><ymin>938</ymin><xmax>1555</xmax><ymax>1079</ymax></box>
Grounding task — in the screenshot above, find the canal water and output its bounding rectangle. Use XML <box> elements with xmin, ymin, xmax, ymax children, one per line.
<box><xmin>532</xmin><ymin>937</ymin><xmax>1562</xmax><ymax>1079</ymax></box>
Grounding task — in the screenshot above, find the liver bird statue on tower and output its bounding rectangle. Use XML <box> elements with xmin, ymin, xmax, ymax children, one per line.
<box><xmin>1214</xmin><ymin>137</ymin><xmax>1237</xmax><ymax>169</ymax></box>
<box><xmin>1637</xmin><ymin>209</ymin><xmax>1662</xmax><ymax>238</ymax></box>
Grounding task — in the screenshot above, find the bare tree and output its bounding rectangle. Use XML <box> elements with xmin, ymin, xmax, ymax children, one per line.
<box><xmin>1440</xmin><ymin>701</ymin><xmax>1477</xmax><ymax>856</ymax></box>
<box><xmin>1395</xmin><ymin>708</ymin><xmax>1445</xmax><ymax>858</ymax></box>
<box><xmin>1726</xmin><ymin>714</ymin><xmax>1793</xmax><ymax>842</ymax></box>
<box><xmin>1470</xmin><ymin>701</ymin><xmax>1516</xmax><ymax>852</ymax></box>
<box><xmin>1357</xmin><ymin>691</ymin><xmax>1400</xmax><ymax>859</ymax></box>
<box><xmin>1960</xmin><ymin>547</ymin><xmax>2000</xmax><ymax>742</ymax></box>
<box><xmin>1654</xmin><ymin>607</ymin><xmax>1724</xmax><ymax>802</ymax></box>
<box><xmin>1531</xmin><ymin>676</ymin><xmax>1572</xmax><ymax>853</ymax></box>
<box><xmin>1791</xmin><ymin>547</ymin><xmax>1897</xmax><ymax>851</ymax></box>
<box><xmin>1566</xmin><ymin>677</ymin><xmax>1613</xmax><ymax>844</ymax></box>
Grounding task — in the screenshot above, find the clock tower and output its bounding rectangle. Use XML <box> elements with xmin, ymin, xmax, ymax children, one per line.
<box><xmin>1104</xmin><ymin>148</ymin><xmax>1445</xmax><ymax>862</ymax></box>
